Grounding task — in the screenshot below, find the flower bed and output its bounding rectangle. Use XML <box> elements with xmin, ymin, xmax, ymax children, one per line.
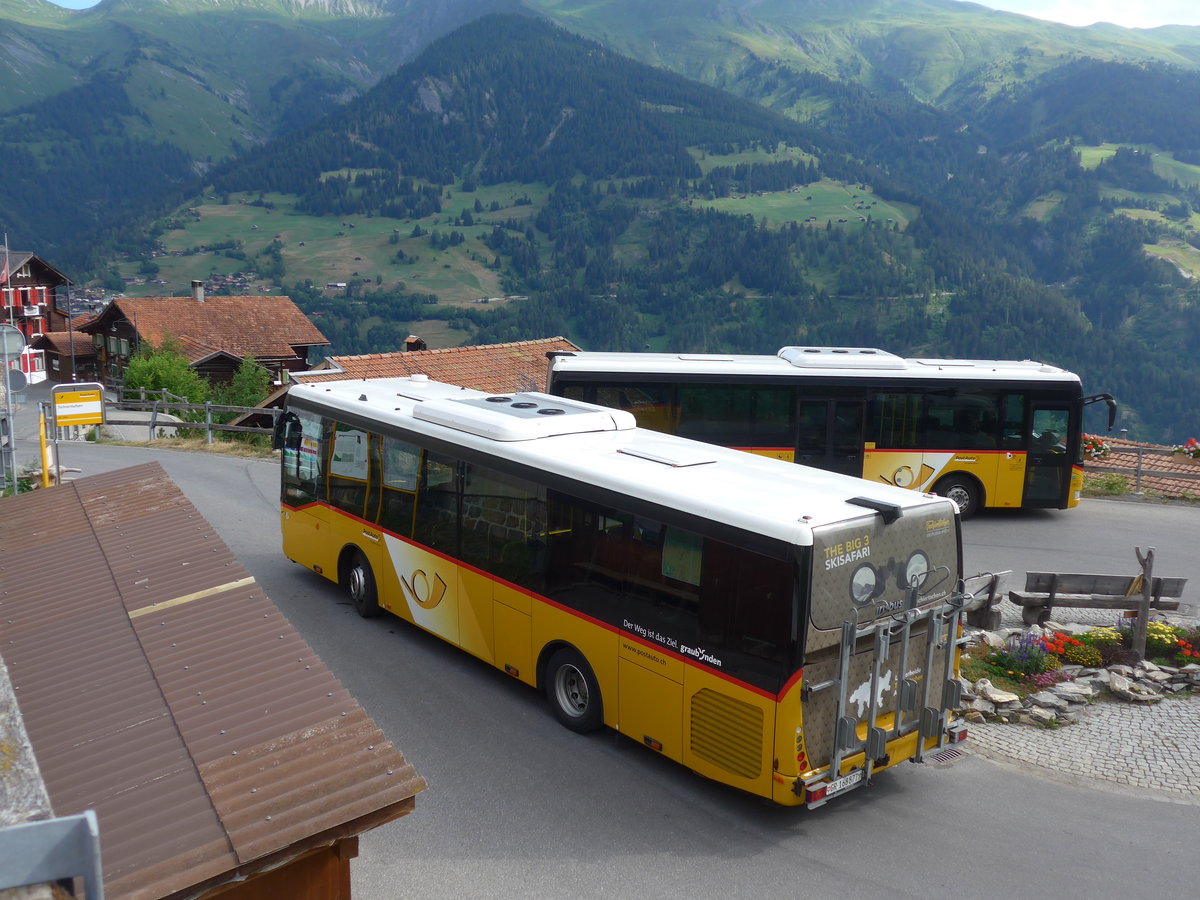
<box><xmin>962</xmin><ymin>621</ymin><xmax>1200</xmax><ymax>697</ymax></box>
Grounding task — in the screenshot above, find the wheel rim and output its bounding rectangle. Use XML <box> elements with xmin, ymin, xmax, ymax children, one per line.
<box><xmin>349</xmin><ymin>563</ymin><xmax>368</xmax><ymax>604</ymax></box>
<box><xmin>945</xmin><ymin>484</ymin><xmax>972</xmax><ymax>514</ymax></box>
<box><xmin>553</xmin><ymin>663</ymin><xmax>589</xmax><ymax>718</ymax></box>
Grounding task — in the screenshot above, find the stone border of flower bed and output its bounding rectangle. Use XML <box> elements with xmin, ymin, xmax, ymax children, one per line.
<box><xmin>958</xmin><ymin>623</ymin><xmax>1200</xmax><ymax>727</ymax></box>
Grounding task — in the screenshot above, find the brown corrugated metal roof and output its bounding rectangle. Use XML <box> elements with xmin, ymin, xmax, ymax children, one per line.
<box><xmin>297</xmin><ymin>336</ymin><xmax>580</xmax><ymax>393</ymax></box>
<box><xmin>0</xmin><ymin>462</ymin><xmax>424</xmax><ymax>899</ymax></box>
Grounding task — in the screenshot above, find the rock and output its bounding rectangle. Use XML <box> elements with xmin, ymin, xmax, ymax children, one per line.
<box><xmin>1109</xmin><ymin>672</ymin><xmax>1162</xmax><ymax>704</ymax></box>
<box><xmin>966</xmin><ymin>697</ymin><xmax>996</xmax><ymax>715</ymax></box>
<box><xmin>1028</xmin><ymin>706</ymin><xmax>1057</xmax><ymax>726</ymax></box>
<box><xmin>1029</xmin><ymin>691</ymin><xmax>1068</xmax><ymax>710</ymax></box>
<box><xmin>1180</xmin><ymin>663</ymin><xmax>1200</xmax><ymax>674</ymax></box>
<box><xmin>1138</xmin><ymin>660</ymin><xmax>1161</xmax><ymax>672</ymax></box>
<box><xmin>1050</xmin><ymin>681</ymin><xmax>1096</xmax><ymax>702</ymax></box>
<box><xmin>962</xmin><ymin>709</ymin><xmax>986</xmax><ymax>724</ymax></box>
<box><xmin>980</xmin><ymin>630</ymin><xmax>1008</xmax><ymax>650</ymax></box>
<box><xmin>957</xmin><ymin>677</ymin><xmax>977</xmax><ymax>701</ymax></box>
<box><xmin>975</xmin><ymin>678</ymin><xmax>1020</xmax><ymax>705</ymax></box>
<box><xmin>1110</xmin><ymin>665</ymin><xmax>1135</xmax><ymax>677</ymax></box>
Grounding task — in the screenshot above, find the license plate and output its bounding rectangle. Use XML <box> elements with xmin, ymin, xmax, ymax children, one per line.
<box><xmin>826</xmin><ymin>769</ymin><xmax>864</xmax><ymax>798</ymax></box>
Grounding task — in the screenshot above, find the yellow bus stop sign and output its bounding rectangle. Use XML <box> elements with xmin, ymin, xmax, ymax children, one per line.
<box><xmin>53</xmin><ymin>383</ymin><xmax>105</xmax><ymax>427</ymax></box>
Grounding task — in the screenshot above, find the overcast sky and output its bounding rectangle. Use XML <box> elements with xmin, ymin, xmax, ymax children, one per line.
<box><xmin>970</xmin><ymin>1</ymin><xmax>1200</xmax><ymax>28</ymax></box>
<box><xmin>39</xmin><ymin>0</ymin><xmax>1200</xmax><ymax>28</ymax></box>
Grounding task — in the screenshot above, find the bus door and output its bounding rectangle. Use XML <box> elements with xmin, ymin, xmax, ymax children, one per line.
<box><xmin>796</xmin><ymin>397</ymin><xmax>864</xmax><ymax>477</ymax></box>
<box><xmin>1024</xmin><ymin>404</ymin><xmax>1074</xmax><ymax>506</ymax></box>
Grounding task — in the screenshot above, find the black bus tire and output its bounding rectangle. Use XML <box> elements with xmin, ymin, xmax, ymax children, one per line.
<box><xmin>344</xmin><ymin>549</ymin><xmax>382</xmax><ymax>618</ymax></box>
<box><xmin>933</xmin><ymin>475</ymin><xmax>981</xmax><ymax>519</ymax></box>
<box><xmin>544</xmin><ymin>647</ymin><xmax>603</xmax><ymax>733</ymax></box>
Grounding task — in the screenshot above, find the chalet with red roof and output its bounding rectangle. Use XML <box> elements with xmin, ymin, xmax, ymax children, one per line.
<box><xmin>0</xmin><ymin>244</ymin><xmax>72</xmax><ymax>343</ymax></box>
<box><xmin>79</xmin><ymin>281</ymin><xmax>330</xmax><ymax>387</ymax></box>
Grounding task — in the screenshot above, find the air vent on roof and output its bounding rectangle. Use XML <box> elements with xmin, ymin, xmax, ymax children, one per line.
<box><xmin>413</xmin><ymin>391</ymin><xmax>636</xmax><ymax>441</ymax></box>
<box><xmin>778</xmin><ymin>346</ymin><xmax>906</xmax><ymax>370</ymax></box>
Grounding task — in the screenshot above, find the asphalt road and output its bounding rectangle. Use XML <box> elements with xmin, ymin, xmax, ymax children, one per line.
<box><xmin>7</xmin><ymin>418</ymin><xmax>1200</xmax><ymax>897</ymax></box>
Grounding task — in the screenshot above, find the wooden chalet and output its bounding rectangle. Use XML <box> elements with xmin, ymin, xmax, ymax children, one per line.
<box><xmin>80</xmin><ymin>281</ymin><xmax>330</xmax><ymax>388</ymax></box>
<box><xmin>0</xmin><ymin>245</ymin><xmax>72</xmax><ymax>343</ymax></box>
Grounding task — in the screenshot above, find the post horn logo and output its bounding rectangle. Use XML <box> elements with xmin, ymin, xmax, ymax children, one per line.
<box><xmin>400</xmin><ymin>569</ymin><xmax>448</xmax><ymax>609</ymax></box>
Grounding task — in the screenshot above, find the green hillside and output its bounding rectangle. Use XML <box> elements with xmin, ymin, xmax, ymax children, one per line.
<box><xmin>7</xmin><ymin>2</ymin><xmax>1200</xmax><ymax>441</ymax></box>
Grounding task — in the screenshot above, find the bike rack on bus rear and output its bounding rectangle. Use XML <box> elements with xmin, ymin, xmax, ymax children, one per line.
<box><xmin>800</xmin><ymin>578</ymin><xmax>969</xmax><ymax>806</ymax></box>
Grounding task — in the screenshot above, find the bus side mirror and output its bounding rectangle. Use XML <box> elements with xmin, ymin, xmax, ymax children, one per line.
<box><xmin>273</xmin><ymin>412</ymin><xmax>302</xmax><ymax>451</ymax></box>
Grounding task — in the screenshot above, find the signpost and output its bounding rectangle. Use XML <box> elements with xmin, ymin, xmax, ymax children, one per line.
<box><xmin>52</xmin><ymin>384</ymin><xmax>105</xmax><ymax>428</ymax></box>
<box><xmin>1</xmin><ymin>324</ymin><xmax>26</xmax><ymax>495</ymax></box>
<box><xmin>45</xmin><ymin>382</ymin><xmax>106</xmax><ymax>487</ymax></box>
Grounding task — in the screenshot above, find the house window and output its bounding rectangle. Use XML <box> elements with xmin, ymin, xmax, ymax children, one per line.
<box><xmin>120</xmin><ymin>339</ymin><xmax>130</xmax><ymax>356</ymax></box>
<box><xmin>93</xmin><ymin>334</ymin><xmax>104</xmax><ymax>348</ymax></box>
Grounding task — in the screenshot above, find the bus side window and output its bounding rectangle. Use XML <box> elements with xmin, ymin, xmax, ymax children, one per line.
<box><xmin>413</xmin><ymin>452</ymin><xmax>459</xmax><ymax>554</ymax></box>
<box><xmin>459</xmin><ymin>462</ymin><xmax>547</xmax><ymax>591</ymax></box>
<box><xmin>379</xmin><ymin>436</ymin><xmax>421</xmax><ymax>537</ymax></box>
<box><xmin>869</xmin><ymin>392</ymin><xmax>921</xmax><ymax>450</ymax></box>
<box><xmin>327</xmin><ymin>423</ymin><xmax>370</xmax><ymax>516</ymax></box>
<box><xmin>1000</xmin><ymin>394</ymin><xmax>1025</xmax><ymax>450</ymax></box>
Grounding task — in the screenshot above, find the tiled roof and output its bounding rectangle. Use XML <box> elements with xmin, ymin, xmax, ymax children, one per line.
<box><xmin>296</xmin><ymin>336</ymin><xmax>580</xmax><ymax>394</ymax></box>
<box><xmin>30</xmin><ymin>331</ymin><xmax>97</xmax><ymax>356</ymax></box>
<box><xmin>105</xmin><ymin>295</ymin><xmax>329</xmax><ymax>363</ymax></box>
<box><xmin>0</xmin><ymin>463</ymin><xmax>424</xmax><ymax>898</ymax></box>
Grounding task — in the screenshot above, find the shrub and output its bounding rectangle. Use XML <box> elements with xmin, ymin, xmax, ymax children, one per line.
<box><xmin>1083</xmin><ymin>472</ymin><xmax>1129</xmax><ymax>496</ymax></box>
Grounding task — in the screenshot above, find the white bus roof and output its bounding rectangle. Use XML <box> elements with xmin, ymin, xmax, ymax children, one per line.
<box><xmin>286</xmin><ymin>376</ymin><xmax>957</xmax><ymax>546</ymax></box>
<box><xmin>549</xmin><ymin>346</ymin><xmax>1081</xmax><ymax>384</ymax></box>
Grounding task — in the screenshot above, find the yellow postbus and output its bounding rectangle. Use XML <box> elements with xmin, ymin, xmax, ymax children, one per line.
<box><xmin>548</xmin><ymin>346</ymin><xmax>1117</xmax><ymax>517</ymax></box>
<box><xmin>275</xmin><ymin>375</ymin><xmax>968</xmax><ymax>807</ymax></box>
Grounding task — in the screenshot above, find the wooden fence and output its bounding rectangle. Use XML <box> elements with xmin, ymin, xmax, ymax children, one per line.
<box><xmin>100</xmin><ymin>387</ymin><xmax>280</xmax><ymax>443</ymax></box>
<box><xmin>1085</xmin><ymin>446</ymin><xmax>1200</xmax><ymax>494</ymax></box>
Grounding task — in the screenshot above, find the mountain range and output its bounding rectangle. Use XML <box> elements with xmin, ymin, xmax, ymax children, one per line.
<box><xmin>4</xmin><ymin>0</ymin><xmax>1200</xmax><ymax>441</ymax></box>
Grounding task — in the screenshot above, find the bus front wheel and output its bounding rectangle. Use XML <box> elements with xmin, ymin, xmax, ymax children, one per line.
<box><xmin>343</xmin><ymin>550</ymin><xmax>382</xmax><ymax>618</ymax></box>
<box><xmin>545</xmin><ymin>647</ymin><xmax>603</xmax><ymax>733</ymax></box>
<box><xmin>933</xmin><ymin>476</ymin><xmax>981</xmax><ymax>519</ymax></box>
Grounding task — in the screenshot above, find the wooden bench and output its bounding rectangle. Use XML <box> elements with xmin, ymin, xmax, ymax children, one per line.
<box><xmin>1009</xmin><ymin>571</ymin><xmax>1186</xmax><ymax>627</ymax></box>
<box><xmin>962</xmin><ymin>570</ymin><xmax>1010</xmax><ymax>630</ymax></box>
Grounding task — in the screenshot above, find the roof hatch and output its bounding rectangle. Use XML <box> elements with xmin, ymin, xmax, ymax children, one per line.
<box><xmin>413</xmin><ymin>391</ymin><xmax>637</xmax><ymax>441</ymax></box>
<box><xmin>778</xmin><ymin>346</ymin><xmax>906</xmax><ymax>370</ymax></box>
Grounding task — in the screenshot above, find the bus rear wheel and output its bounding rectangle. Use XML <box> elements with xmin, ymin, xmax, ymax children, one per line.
<box><xmin>934</xmin><ymin>475</ymin><xmax>981</xmax><ymax>519</ymax></box>
<box><xmin>545</xmin><ymin>647</ymin><xmax>603</xmax><ymax>733</ymax></box>
<box><xmin>343</xmin><ymin>549</ymin><xmax>382</xmax><ymax>618</ymax></box>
